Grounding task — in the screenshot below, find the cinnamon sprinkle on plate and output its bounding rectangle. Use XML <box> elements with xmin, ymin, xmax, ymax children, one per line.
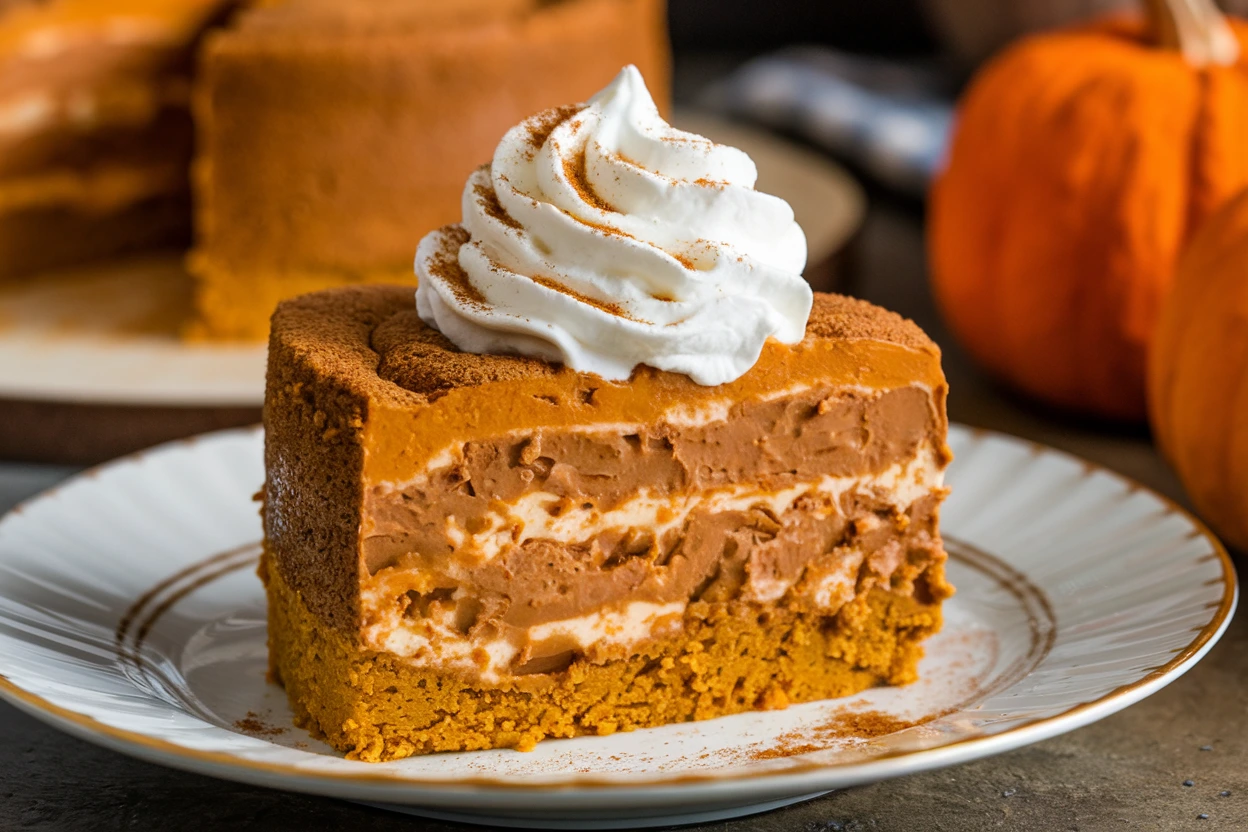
<box><xmin>234</xmin><ymin>711</ymin><xmax>286</xmax><ymax>738</ymax></box>
<box><xmin>747</xmin><ymin>708</ymin><xmax>937</xmax><ymax>761</ymax></box>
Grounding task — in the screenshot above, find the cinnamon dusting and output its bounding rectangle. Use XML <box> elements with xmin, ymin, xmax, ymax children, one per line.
<box><xmin>748</xmin><ymin>708</ymin><xmax>937</xmax><ymax>761</ymax></box>
<box><xmin>234</xmin><ymin>711</ymin><xmax>286</xmax><ymax>738</ymax></box>
<box><xmin>563</xmin><ymin>150</ymin><xmax>616</xmax><ymax>213</ymax></box>
<box><xmin>612</xmin><ymin>150</ymin><xmax>643</xmax><ymax>168</ymax></box>
<box><xmin>568</xmin><ymin>211</ymin><xmax>632</xmax><ymax>240</ymax></box>
<box><xmin>427</xmin><ymin>227</ymin><xmax>485</xmax><ymax>309</ymax></box>
<box><xmin>526</xmin><ymin>104</ymin><xmax>580</xmax><ymax>152</ymax></box>
<box><xmin>473</xmin><ymin>181</ymin><xmax>522</xmax><ymax>231</ymax></box>
<box><xmin>532</xmin><ymin>275</ymin><xmax>647</xmax><ymax>323</ymax></box>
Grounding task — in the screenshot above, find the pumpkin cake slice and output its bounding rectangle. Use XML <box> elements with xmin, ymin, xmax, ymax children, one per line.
<box><xmin>262</xmin><ymin>286</ymin><xmax>953</xmax><ymax>761</ymax></box>
<box><xmin>261</xmin><ymin>67</ymin><xmax>953</xmax><ymax>761</ymax></box>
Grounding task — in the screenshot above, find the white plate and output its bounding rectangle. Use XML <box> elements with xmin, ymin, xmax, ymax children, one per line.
<box><xmin>0</xmin><ymin>114</ymin><xmax>862</xmax><ymax>409</ymax></box>
<box><xmin>0</xmin><ymin>425</ymin><xmax>1234</xmax><ymax>829</ymax></box>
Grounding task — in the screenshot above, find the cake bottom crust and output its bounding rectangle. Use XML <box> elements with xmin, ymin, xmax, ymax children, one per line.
<box><xmin>262</xmin><ymin>551</ymin><xmax>944</xmax><ymax>762</ymax></box>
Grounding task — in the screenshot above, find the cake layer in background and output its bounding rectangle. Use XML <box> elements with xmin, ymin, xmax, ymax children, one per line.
<box><xmin>187</xmin><ymin>0</ymin><xmax>670</xmax><ymax>341</ymax></box>
<box><xmin>0</xmin><ymin>0</ymin><xmax>236</xmax><ymax>279</ymax></box>
<box><xmin>262</xmin><ymin>286</ymin><xmax>952</xmax><ymax>760</ymax></box>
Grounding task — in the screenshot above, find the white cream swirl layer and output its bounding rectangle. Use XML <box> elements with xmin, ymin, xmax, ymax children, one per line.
<box><xmin>415</xmin><ymin>65</ymin><xmax>812</xmax><ymax>386</ymax></box>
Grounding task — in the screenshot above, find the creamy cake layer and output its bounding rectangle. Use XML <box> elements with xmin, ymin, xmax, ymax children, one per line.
<box><xmin>0</xmin><ymin>160</ymin><xmax>184</xmax><ymax>212</ymax></box>
<box><xmin>359</xmin><ymin>486</ymin><xmax>945</xmax><ymax>682</ymax></box>
<box><xmin>433</xmin><ymin>441</ymin><xmax>940</xmax><ymax>564</ymax></box>
<box><xmin>354</xmin><ymin>385</ymin><xmax>947</xmax><ymax>682</ymax></box>
<box><xmin>362</xmin><ymin>384</ymin><xmax>937</xmax><ymax>570</ymax></box>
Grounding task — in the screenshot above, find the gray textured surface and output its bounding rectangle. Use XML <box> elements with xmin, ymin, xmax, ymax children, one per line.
<box><xmin>2</xmin><ymin>201</ymin><xmax>1245</xmax><ymax>831</ymax></box>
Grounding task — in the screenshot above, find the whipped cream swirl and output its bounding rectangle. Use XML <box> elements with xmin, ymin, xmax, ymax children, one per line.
<box><xmin>415</xmin><ymin>65</ymin><xmax>811</xmax><ymax>385</ymax></box>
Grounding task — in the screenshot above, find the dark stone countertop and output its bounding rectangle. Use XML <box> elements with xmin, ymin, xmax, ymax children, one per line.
<box><xmin>2</xmin><ymin>199</ymin><xmax>1245</xmax><ymax>831</ymax></box>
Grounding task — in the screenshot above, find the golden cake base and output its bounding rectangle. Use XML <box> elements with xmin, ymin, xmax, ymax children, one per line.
<box><xmin>262</xmin><ymin>551</ymin><xmax>943</xmax><ymax>762</ymax></box>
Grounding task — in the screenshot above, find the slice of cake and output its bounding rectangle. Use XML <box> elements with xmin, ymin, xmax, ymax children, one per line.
<box><xmin>187</xmin><ymin>0</ymin><xmax>668</xmax><ymax>340</ymax></box>
<box><xmin>262</xmin><ymin>67</ymin><xmax>952</xmax><ymax>762</ymax></box>
<box><xmin>0</xmin><ymin>0</ymin><xmax>236</xmax><ymax>280</ymax></box>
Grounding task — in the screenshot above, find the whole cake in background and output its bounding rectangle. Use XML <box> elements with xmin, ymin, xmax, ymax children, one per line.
<box><xmin>261</xmin><ymin>66</ymin><xmax>953</xmax><ymax>761</ymax></box>
<box><xmin>187</xmin><ymin>0</ymin><xmax>669</xmax><ymax>340</ymax></box>
<box><xmin>0</xmin><ymin>0</ymin><xmax>235</xmax><ymax>280</ymax></box>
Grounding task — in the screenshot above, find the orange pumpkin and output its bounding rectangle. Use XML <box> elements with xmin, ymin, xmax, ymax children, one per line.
<box><xmin>930</xmin><ymin>2</ymin><xmax>1248</xmax><ymax>421</ymax></box>
<box><xmin>1149</xmin><ymin>187</ymin><xmax>1248</xmax><ymax>552</ymax></box>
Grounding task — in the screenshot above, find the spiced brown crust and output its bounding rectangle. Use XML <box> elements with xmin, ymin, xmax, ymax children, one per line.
<box><xmin>805</xmin><ymin>293</ymin><xmax>934</xmax><ymax>351</ymax></box>
<box><xmin>271</xmin><ymin>284</ymin><xmax>937</xmax><ymax>404</ymax></box>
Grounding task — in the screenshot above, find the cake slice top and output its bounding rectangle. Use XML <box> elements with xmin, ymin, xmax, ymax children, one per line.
<box><xmin>272</xmin><ymin>284</ymin><xmax>939</xmax><ymax>405</ymax></box>
<box><xmin>372</xmin><ymin>289</ymin><xmax>937</xmax><ymax>399</ymax></box>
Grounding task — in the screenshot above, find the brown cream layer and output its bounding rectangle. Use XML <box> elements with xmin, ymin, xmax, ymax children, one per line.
<box><xmin>357</xmin><ymin>385</ymin><xmax>949</xmax><ymax>681</ymax></box>
<box><xmin>363</xmin><ymin>385</ymin><xmax>936</xmax><ymax>572</ymax></box>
